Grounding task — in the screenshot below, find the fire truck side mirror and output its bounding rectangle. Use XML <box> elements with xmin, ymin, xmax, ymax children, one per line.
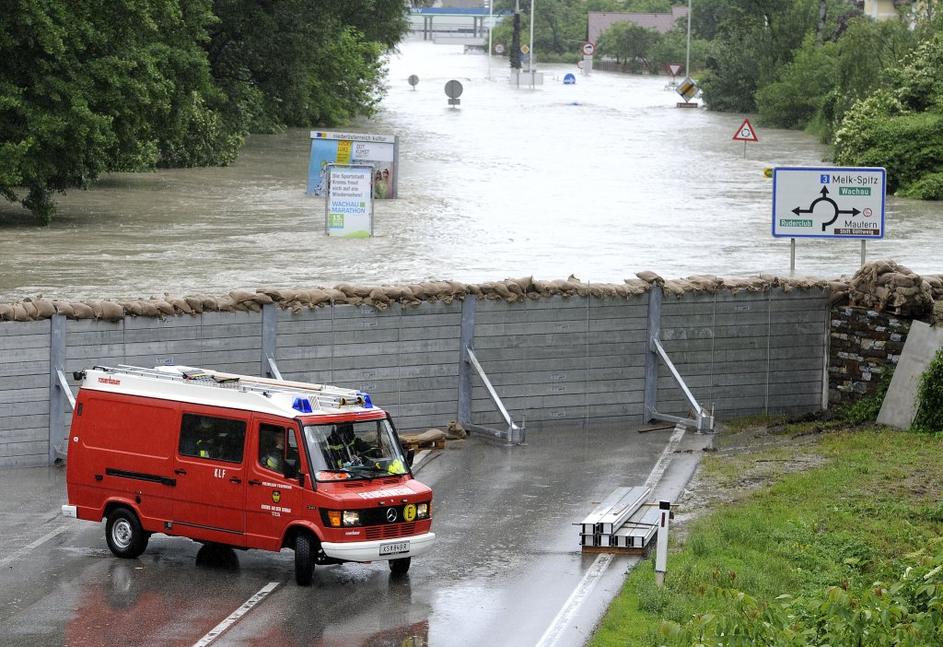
<box><xmin>406</xmin><ymin>448</ymin><xmax>415</xmax><ymax>467</ymax></box>
<box><xmin>297</xmin><ymin>472</ymin><xmax>306</xmax><ymax>488</ymax></box>
<box><xmin>283</xmin><ymin>459</ymin><xmax>298</xmax><ymax>479</ymax></box>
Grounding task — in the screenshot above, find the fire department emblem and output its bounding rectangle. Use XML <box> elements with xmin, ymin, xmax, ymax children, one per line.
<box><xmin>272</xmin><ymin>490</ymin><xmax>281</xmax><ymax>504</ymax></box>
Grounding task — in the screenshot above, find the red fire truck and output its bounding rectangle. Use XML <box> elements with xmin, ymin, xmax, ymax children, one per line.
<box><xmin>62</xmin><ymin>365</ymin><xmax>435</xmax><ymax>585</ymax></box>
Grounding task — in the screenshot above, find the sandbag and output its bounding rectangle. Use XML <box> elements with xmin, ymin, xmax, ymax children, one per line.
<box><xmin>69</xmin><ymin>302</ymin><xmax>93</xmax><ymax>319</ymax></box>
<box><xmin>53</xmin><ymin>301</ymin><xmax>74</xmax><ymax>318</ymax></box>
<box><xmin>32</xmin><ymin>299</ymin><xmax>55</xmax><ymax>318</ymax></box>
<box><xmin>100</xmin><ymin>301</ymin><xmax>124</xmax><ymax>321</ymax></box>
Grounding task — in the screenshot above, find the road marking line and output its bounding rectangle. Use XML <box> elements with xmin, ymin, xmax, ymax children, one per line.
<box><xmin>644</xmin><ymin>424</ymin><xmax>686</xmax><ymax>491</ymax></box>
<box><xmin>535</xmin><ymin>424</ymin><xmax>687</xmax><ymax>647</ymax></box>
<box><xmin>0</xmin><ymin>523</ymin><xmax>71</xmax><ymax>569</ymax></box>
<box><xmin>534</xmin><ymin>554</ymin><xmax>613</xmax><ymax>647</ymax></box>
<box><xmin>192</xmin><ymin>581</ymin><xmax>279</xmax><ymax>647</ymax></box>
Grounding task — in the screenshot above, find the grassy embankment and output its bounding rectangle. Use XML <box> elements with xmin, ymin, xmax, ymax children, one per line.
<box><xmin>589</xmin><ymin>417</ymin><xmax>943</xmax><ymax>646</ymax></box>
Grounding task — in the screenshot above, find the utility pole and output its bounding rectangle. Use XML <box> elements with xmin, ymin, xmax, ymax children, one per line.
<box><xmin>685</xmin><ymin>0</ymin><xmax>692</xmax><ymax>76</ymax></box>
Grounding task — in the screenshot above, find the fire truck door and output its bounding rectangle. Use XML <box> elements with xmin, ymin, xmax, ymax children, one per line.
<box><xmin>246</xmin><ymin>419</ymin><xmax>303</xmax><ymax>548</ymax></box>
<box><xmin>171</xmin><ymin>412</ymin><xmax>247</xmax><ymax>546</ymax></box>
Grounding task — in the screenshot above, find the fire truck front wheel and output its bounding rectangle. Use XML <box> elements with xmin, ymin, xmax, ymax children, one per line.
<box><xmin>389</xmin><ymin>557</ymin><xmax>411</xmax><ymax>576</ymax></box>
<box><xmin>105</xmin><ymin>507</ymin><xmax>149</xmax><ymax>558</ymax></box>
<box><xmin>294</xmin><ymin>533</ymin><xmax>316</xmax><ymax>586</ymax></box>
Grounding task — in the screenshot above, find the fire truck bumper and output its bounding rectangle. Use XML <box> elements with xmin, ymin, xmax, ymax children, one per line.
<box><xmin>321</xmin><ymin>531</ymin><xmax>436</xmax><ymax>562</ymax></box>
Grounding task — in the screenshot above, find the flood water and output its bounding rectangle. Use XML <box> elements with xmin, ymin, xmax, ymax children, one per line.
<box><xmin>1</xmin><ymin>39</ymin><xmax>941</xmax><ymax>302</ymax></box>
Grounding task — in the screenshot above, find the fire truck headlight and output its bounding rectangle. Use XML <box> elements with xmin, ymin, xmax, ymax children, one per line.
<box><xmin>342</xmin><ymin>510</ymin><xmax>361</xmax><ymax>527</ymax></box>
<box><xmin>416</xmin><ymin>503</ymin><xmax>429</xmax><ymax>519</ymax></box>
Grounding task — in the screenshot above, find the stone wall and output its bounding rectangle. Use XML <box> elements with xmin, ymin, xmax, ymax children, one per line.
<box><xmin>828</xmin><ymin>306</ymin><xmax>911</xmax><ymax>404</ymax></box>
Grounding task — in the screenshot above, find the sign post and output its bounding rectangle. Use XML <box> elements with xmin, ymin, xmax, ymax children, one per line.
<box><xmin>773</xmin><ymin>166</ymin><xmax>887</xmax><ymax>270</ymax></box>
<box><xmin>732</xmin><ymin>118</ymin><xmax>758</xmax><ymax>158</ymax></box>
<box><xmin>655</xmin><ymin>500</ymin><xmax>671</xmax><ymax>587</ymax></box>
<box><xmin>325</xmin><ymin>164</ymin><xmax>374</xmax><ymax>238</ymax></box>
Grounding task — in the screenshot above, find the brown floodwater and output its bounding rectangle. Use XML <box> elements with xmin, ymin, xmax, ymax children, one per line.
<box><xmin>1</xmin><ymin>39</ymin><xmax>940</xmax><ymax>302</ymax></box>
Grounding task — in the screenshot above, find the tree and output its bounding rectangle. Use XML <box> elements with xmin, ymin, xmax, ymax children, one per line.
<box><xmin>0</xmin><ymin>0</ymin><xmax>233</xmax><ymax>223</ymax></box>
<box><xmin>207</xmin><ymin>1</ymin><xmax>405</xmax><ymax>131</ymax></box>
<box><xmin>597</xmin><ymin>22</ymin><xmax>663</xmax><ymax>72</ymax></box>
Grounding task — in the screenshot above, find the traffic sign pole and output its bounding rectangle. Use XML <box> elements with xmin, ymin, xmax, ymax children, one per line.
<box><xmin>790</xmin><ymin>238</ymin><xmax>796</xmax><ymax>272</ymax></box>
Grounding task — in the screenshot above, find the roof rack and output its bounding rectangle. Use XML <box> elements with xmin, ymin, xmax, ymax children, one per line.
<box><xmin>93</xmin><ymin>365</ymin><xmax>371</xmax><ymax>412</ymax></box>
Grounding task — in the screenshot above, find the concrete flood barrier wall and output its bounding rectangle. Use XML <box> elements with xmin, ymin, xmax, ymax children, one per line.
<box><xmin>0</xmin><ymin>285</ymin><xmax>833</xmax><ymax>468</ymax></box>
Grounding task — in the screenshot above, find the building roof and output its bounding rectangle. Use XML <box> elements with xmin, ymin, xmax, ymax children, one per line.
<box><xmin>587</xmin><ymin>6</ymin><xmax>689</xmax><ymax>44</ymax></box>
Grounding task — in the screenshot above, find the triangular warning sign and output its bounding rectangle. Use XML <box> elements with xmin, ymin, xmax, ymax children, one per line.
<box><xmin>732</xmin><ymin>118</ymin><xmax>758</xmax><ymax>142</ymax></box>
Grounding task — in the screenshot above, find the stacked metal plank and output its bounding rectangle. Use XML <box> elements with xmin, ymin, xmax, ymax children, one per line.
<box><xmin>579</xmin><ymin>486</ymin><xmax>658</xmax><ymax>552</ymax></box>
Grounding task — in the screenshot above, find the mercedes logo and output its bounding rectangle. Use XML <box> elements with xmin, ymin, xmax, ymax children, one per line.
<box><xmin>386</xmin><ymin>508</ymin><xmax>398</xmax><ymax>523</ymax></box>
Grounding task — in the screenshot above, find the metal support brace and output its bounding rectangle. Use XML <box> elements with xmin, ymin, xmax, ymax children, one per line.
<box><xmin>644</xmin><ymin>287</ymin><xmax>715</xmax><ymax>433</ymax></box>
<box><xmin>458</xmin><ymin>296</ymin><xmax>524</xmax><ymax>445</ymax></box>
<box><xmin>261</xmin><ymin>303</ymin><xmax>280</xmax><ymax>379</ymax></box>
<box><xmin>49</xmin><ymin>314</ymin><xmax>75</xmax><ymax>463</ymax></box>
<box><xmin>466</xmin><ymin>348</ymin><xmax>524</xmax><ymax>444</ymax></box>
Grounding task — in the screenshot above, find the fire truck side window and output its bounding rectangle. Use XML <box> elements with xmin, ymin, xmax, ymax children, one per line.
<box><xmin>179</xmin><ymin>414</ymin><xmax>246</xmax><ymax>463</ymax></box>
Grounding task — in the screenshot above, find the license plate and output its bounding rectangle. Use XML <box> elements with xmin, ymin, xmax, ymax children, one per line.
<box><xmin>379</xmin><ymin>541</ymin><xmax>409</xmax><ymax>556</ymax></box>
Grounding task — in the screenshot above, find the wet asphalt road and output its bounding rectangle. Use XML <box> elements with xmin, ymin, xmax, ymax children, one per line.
<box><xmin>0</xmin><ymin>425</ymin><xmax>706</xmax><ymax>646</ymax></box>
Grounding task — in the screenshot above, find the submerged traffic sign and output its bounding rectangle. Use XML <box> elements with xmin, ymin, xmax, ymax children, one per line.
<box><xmin>676</xmin><ymin>77</ymin><xmax>698</xmax><ymax>102</ymax></box>
<box><xmin>772</xmin><ymin>167</ymin><xmax>886</xmax><ymax>239</ymax></box>
<box><xmin>732</xmin><ymin>118</ymin><xmax>758</xmax><ymax>142</ymax></box>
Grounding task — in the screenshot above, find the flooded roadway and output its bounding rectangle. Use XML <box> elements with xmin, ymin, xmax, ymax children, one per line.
<box><xmin>0</xmin><ymin>425</ymin><xmax>707</xmax><ymax>647</ymax></box>
<box><xmin>1</xmin><ymin>39</ymin><xmax>940</xmax><ymax>302</ymax></box>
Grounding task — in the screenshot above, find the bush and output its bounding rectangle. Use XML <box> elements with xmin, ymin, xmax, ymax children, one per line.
<box><xmin>899</xmin><ymin>171</ymin><xmax>943</xmax><ymax>200</ymax></box>
<box><xmin>913</xmin><ymin>348</ymin><xmax>943</xmax><ymax>433</ymax></box>
<box><xmin>834</xmin><ymin>107</ymin><xmax>943</xmax><ymax>194</ymax></box>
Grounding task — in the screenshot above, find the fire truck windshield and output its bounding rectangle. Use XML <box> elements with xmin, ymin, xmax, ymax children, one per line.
<box><xmin>303</xmin><ymin>419</ymin><xmax>408</xmax><ymax>481</ymax></box>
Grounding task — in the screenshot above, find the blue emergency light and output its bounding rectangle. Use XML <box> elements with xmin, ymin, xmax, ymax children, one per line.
<box><xmin>292</xmin><ymin>396</ymin><xmax>313</xmax><ymax>413</ymax></box>
<box><xmin>358</xmin><ymin>392</ymin><xmax>373</xmax><ymax>408</ymax></box>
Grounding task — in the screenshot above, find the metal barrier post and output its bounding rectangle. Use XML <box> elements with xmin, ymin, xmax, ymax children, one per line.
<box><xmin>261</xmin><ymin>303</ymin><xmax>280</xmax><ymax>379</ymax></box>
<box><xmin>458</xmin><ymin>296</ymin><xmax>476</xmax><ymax>429</ymax></box>
<box><xmin>644</xmin><ymin>286</ymin><xmax>662</xmax><ymax>423</ymax></box>
<box><xmin>48</xmin><ymin>314</ymin><xmax>70</xmax><ymax>463</ymax></box>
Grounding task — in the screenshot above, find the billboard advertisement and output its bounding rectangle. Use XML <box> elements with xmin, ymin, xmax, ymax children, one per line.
<box><xmin>325</xmin><ymin>165</ymin><xmax>374</xmax><ymax>238</ymax></box>
<box><xmin>307</xmin><ymin>131</ymin><xmax>398</xmax><ymax>199</ymax></box>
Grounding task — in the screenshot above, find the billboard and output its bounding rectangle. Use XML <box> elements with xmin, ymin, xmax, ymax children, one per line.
<box><xmin>325</xmin><ymin>165</ymin><xmax>374</xmax><ymax>238</ymax></box>
<box><xmin>307</xmin><ymin>131</ymin><xmax>398</xmax><ymax>199</ymax></box>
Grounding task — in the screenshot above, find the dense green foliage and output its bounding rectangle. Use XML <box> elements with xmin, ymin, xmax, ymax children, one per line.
<box><xmin>589</xmin><ymin>428</ymin><xmax>943</xmax><ymax>646</ymax></box>
<box><xmin>0</xmin><ymin>0</ymin><xmax>407</xmax><ymax>223</ymax></box>
<box><xmin>691</xmin><ymin>0</ymin><xmax>943</xmax><ymax>199</ymax></box>
<box><xmin>833</xmin><ymin>31</ymin><xmax>943</xmax><ymax>196</ymax></box>
<box><xmin>913</xmin><ymin>349</ymin><xmax>943</xmax><ymax>433</ymax></box>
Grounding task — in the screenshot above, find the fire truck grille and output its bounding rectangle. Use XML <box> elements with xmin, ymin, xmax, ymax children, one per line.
<box><xmin>365</xmin><ymin>523</ymin><xmax>416</xmax><ymax>540</ymax></box>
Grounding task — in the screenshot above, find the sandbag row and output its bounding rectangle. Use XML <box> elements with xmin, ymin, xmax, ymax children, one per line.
<box><xmin>0</xmin><ymin>267</ymin><xmax>930</xmax><ymax>322</ymax></box>
<box><xmin>846</xmin><ymin>260</ymin><xmax>935</xmax><ymax>317</ymax></box>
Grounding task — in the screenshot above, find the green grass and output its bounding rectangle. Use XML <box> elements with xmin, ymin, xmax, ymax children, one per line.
<box><xmin>589</xmin><ymin>427</ymin><xmax>943</xmax><ymax>646</ymax></box>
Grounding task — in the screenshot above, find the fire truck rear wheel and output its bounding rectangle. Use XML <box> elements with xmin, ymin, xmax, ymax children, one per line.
<box><xmin>105</xmin><ymin>507</ymin><xmax>149</xmax><ymax>558</ymax></box>
<box><xmin>389</xmin><ymin>557</ymin><xmax>411</xmax><ymax>576</ymax></box>
<box><xmin>294</xmin><ymin>533</ymin><xmax>315</xmax><ymax>586</ymax></box>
